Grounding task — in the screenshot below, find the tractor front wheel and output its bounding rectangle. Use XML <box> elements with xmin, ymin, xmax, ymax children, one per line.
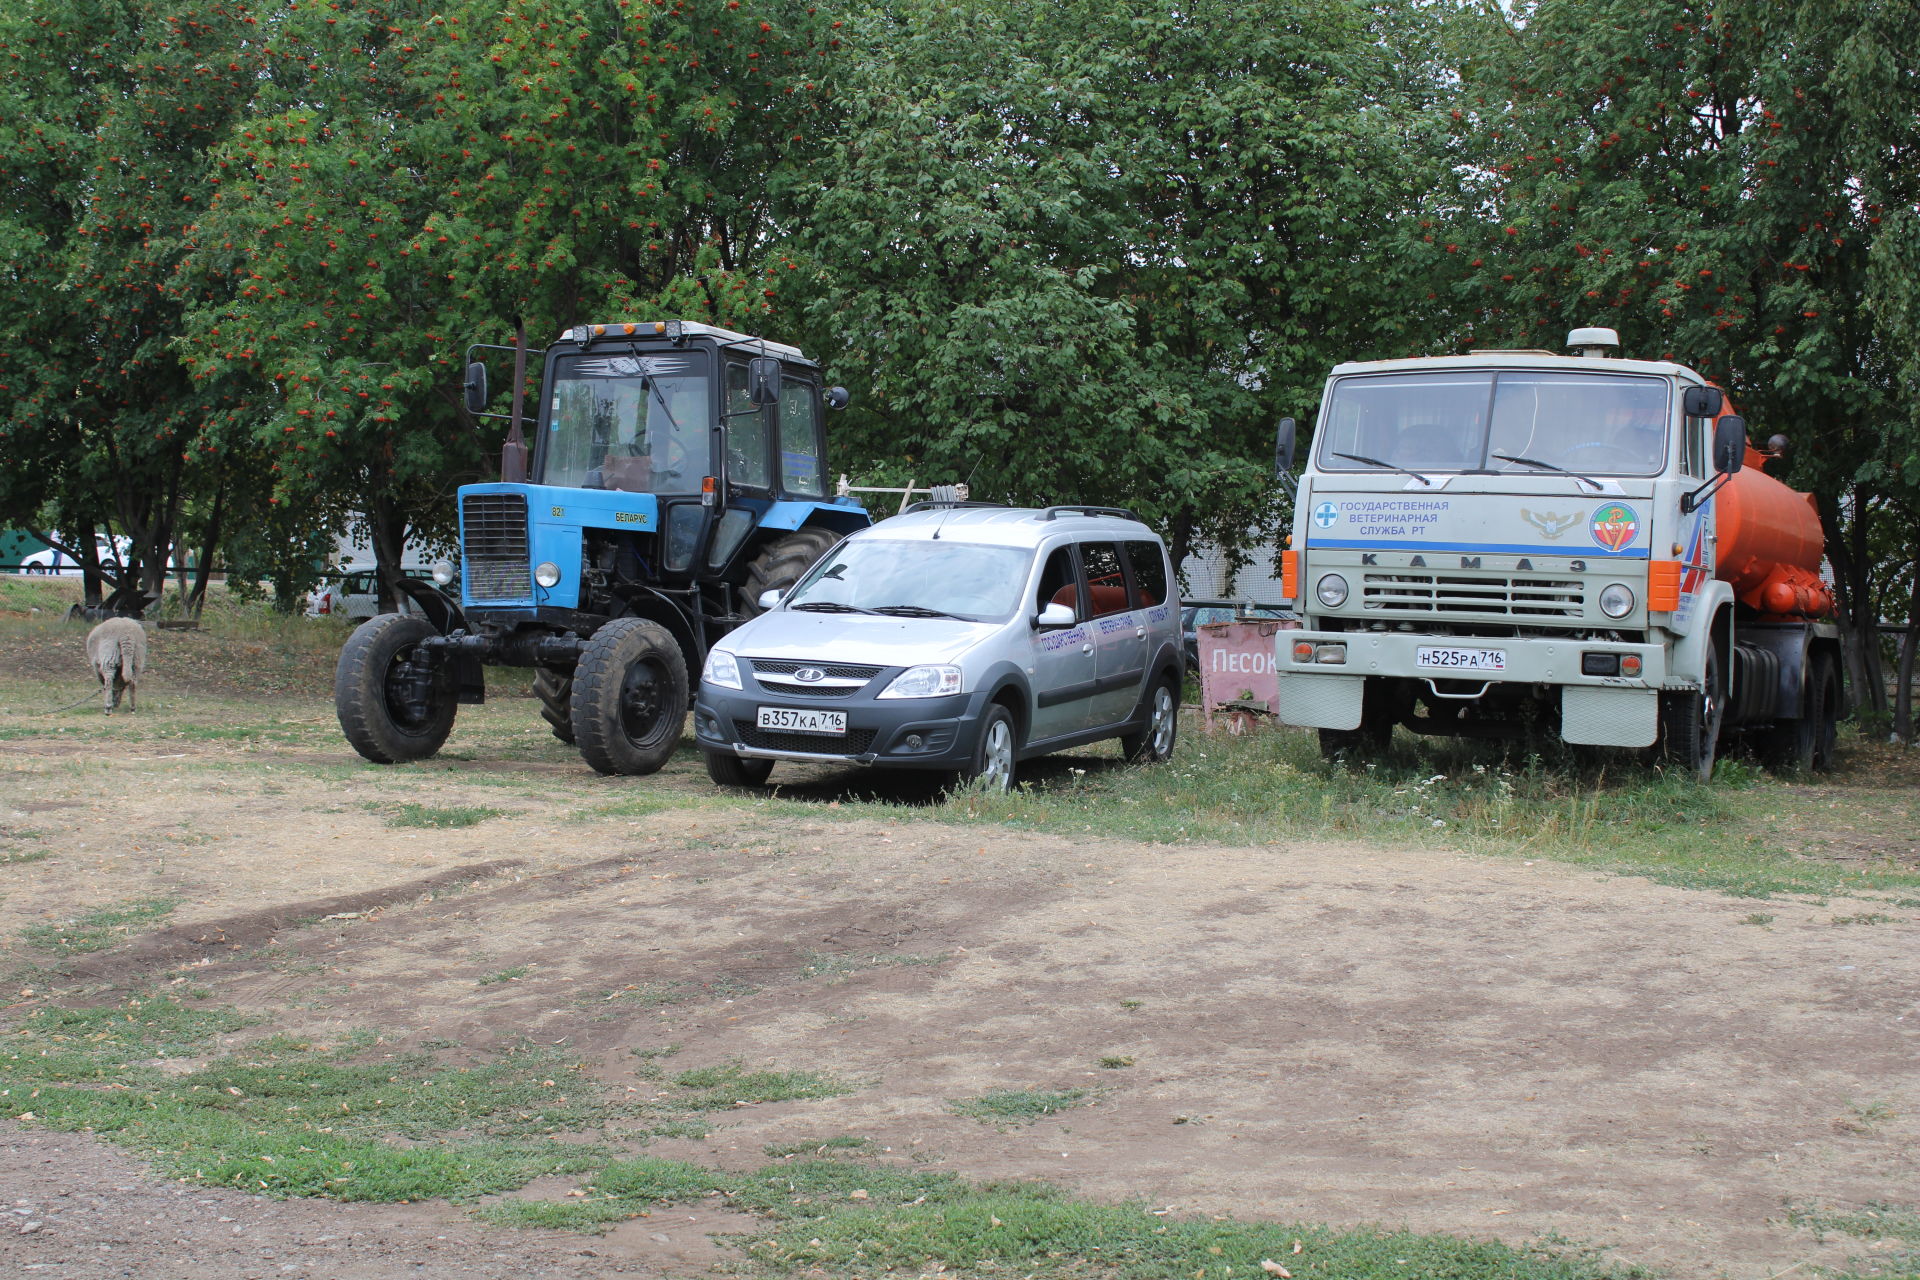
<box><xmin>570</xmin><ymin>618</ymin><xmax>688</xmax><ymax>776</ymax></box>
<box><xmin>335</xmin><ymin>613</ymin><xmax>457</xmax><ymax>764</ymax></box>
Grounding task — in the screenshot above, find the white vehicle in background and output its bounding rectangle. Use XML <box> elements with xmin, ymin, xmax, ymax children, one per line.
<box><xmin>308</xmin><ymin>563</ymin><xmax>455</xmax><ymax>621</ymax></box>
<box><xmin>17</xmin><ymin>536</ymin><xmax>132</xmax><ymax>574</ymax></box>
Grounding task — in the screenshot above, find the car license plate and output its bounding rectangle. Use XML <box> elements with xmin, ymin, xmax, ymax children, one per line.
<box><xmin>1417</xmin><ymin>646</ymin><xmax>1507</xmax><ymax>672</ymax></box>
<box><xmin>756</xmin><ymin>706</ymin><xmax>847</xmax><ymax>736</ymax></box>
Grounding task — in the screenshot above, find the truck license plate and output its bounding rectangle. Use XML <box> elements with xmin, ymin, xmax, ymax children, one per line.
<box><xmin>756</xmin><ymin>706</ymin><xmax>847</xmax><ymax>736</ymax></box>
<box><xmin>1417</xmin><ymin>646</ymin><xmax>1507</xmax><ymax>672</ymax></box>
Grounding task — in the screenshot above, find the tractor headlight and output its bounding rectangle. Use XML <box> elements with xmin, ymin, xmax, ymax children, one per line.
<box><xmin>1598</xmin><ymin>583</ymin><xmax>1635</xmax><ymax>619</ymax></box>
<box><xmin>702</xmin><ymin>648</ymin><xmax>743</xmax><ymax>690</ymax></box>
<box><xmin>1315</xmin><ymin>574</ymin><xmax>1350</xmax><ymax>608</ymax></box>
<box><xmin>533</xmin><ymin>561</ymin><xmax>562</xmax><ymax>589</ymax></box>
<box><xmin>430</xmin><ymin>560</ymin><xmax>455</xmax><ymax>586</ymax></box>
<box><xmin>877</xmin><ymin>665</ymin><xmax>963</xmax><ymax>699</ymax></box>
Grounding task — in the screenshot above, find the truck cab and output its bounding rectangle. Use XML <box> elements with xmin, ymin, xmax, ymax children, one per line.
<box><xmin>1275</xmin><ymin>327</ymin><xmax>1841</xmax><ymax>778</ymax></box>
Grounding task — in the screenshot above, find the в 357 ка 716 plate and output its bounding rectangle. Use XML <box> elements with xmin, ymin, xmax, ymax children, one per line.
<box><xmin>756</xmin><ymin>706</ymin><xmax>847</xmax><ymax>735</ymax></box>
<box><xmin>1416</xmin><ymin>646</ymin><xmax>1507</xmax><ymax>672</ymax></box>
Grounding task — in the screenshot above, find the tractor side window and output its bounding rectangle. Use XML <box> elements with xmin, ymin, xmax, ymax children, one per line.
<box><xmin>778</xmin><ymin>380</ymin><xmax>824</xmax><ymax>498</ymax></box>
<box><xmin>1123</xmin><ymin>540</ymin><xmax>1167</xmax><ymax>607</ymax></box>
<box><xmin>725</xmin><ymin>363</ymin><xmax>772</xmax><ymax>490</ymax></box>
<box><xmin>1036</xmin><ymin>546</ymin><xmax>1080</xmax><ymax>618</ymax></box>
<box><xmin>1078</xmin><ymin>542</ymin><xmax>1130</xmax><ymax>618</ymax></box>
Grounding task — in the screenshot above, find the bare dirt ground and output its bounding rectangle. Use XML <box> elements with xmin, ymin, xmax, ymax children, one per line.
<box><xmin>1</xmin><ymin>656</ymin><xmax>1917</xmax><ymax>1279</ymax></box>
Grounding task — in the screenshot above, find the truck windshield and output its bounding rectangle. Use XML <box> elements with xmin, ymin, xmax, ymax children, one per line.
<box><xmin>542</xmin><ymin>352</ymin><xmax>709</xmax><ymax>493</ymax></box>
<box><xmin>785</xmin><ymin>539</ymin><xmax>1032</xmax><ymax>623</ymax></box>
<box><xmin>1318</xmin><ymin>370</ymin><xmax>1671</xmax><ymax>478</ymax></box>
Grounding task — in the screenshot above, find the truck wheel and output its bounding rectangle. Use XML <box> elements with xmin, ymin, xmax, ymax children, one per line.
<box><xmin>533</xmin><ymin>667</ymin><xmax>575</xmax><ymax>744</ymax></box>
<box><xmin>743</xmin><ymin>527</ymin><xmax>838</xmax><ymax>615</ymax></box>
<box><xmin>570</xmin><ymin>617</ymin><xmax>688</xmax><ymax>776</ymax></box>
<box><xmin>335</xmin><ymin>613</ymin><xmax>456</xmax><ymax>764</ymax></box>
<box><xmin>1808</xmin><ymin>650</ymin><xmax>1840</xmax><ymax>773</ymax></box>
<box><xmin>1659</xmin><ymin>645</ymin><xmax>1725</xmax><ymax>782</ymax></box>
<box><xmin>960</xmin><ymin>703</ymin><xmax>1017</xmax><ymax>792</ymax></box>
<box><xmin>704</xmin><ymin>751</ymin><xmax>774</xmax><ymax>788</ymax></box>
<box><xmin>1121</xmin><ymin>675</ymin><xmax>1180</xmax><ymax>763</ymax></box>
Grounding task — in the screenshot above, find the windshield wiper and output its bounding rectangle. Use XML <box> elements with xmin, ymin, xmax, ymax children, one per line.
<box><xmin>1492</xmin><ymin>453</ymin><xmax>1602</xmax><ymax>492</ymax></box>
<box><xmin>870</xmin><ymin>604</ymin><xmax>959</xmax><ymax>619</ymax></box>
<box><xmin>790</xmin><ymin>600</ymin><xmax>876</xmax><ymax>614</ymax></box>
<box><xmin>1331</xmin><ymin>451</ymin><xmax>1432</xmax><ymax>486</ymax></box>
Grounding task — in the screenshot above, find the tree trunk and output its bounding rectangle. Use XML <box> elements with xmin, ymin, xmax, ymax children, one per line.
<box><xmin>1819</xmin><ymin>487</ymin><xmax>1886</xmax><ymax>720</ymax></box>
<box><xmin>367</xmin><ymin>490</ymin><xmax>409</xmax><ymax>615</ymax></box>
<box><xmin>1897</xmin><ymin>557</ymin><xmax>1920</xmax><ymax>745</ymax></box>
<box><xmin>186</xmin><ymin>478</ymin><xmax>225</xmax><ymax>619</ymax></box>
<box><xmin>1167</xmin><ymin>509</ymin><xmax>1195</xmax><ymax>590</ymax></box>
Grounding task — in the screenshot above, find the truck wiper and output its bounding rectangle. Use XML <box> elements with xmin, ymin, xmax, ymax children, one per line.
<box><xmin>1331</xmin><ymin>451</ymin><xmax>1432</xmax><ymax>486</ymax></box>
<box><xmin>1491</xmin><ymin>453</ymin><xmax>1602</xmax><ymax>492</ymax></box>
<box><xmin>870</xmin><ymin>604</ymin><xmax>959</xmax><ymax>619</ymax></box>
<box><xmin>790</xmin><ymin>600</ymin><xmax>876</xmax><ymax>614</ymax></box>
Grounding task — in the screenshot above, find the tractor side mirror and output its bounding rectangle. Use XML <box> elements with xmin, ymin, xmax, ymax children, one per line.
<box><xmin>1713</xmin><ymin>415</ymin><xmax>1746</xmax><ymax>474</ymax></box>
<box><xmin>824</xmin><ymin>386</ymin><xmax>850</xmax><ymax>411</ymax></box>
<box><xmin>463</xmin><ymin>361</ymin><xmax>489</xmax><ymax>414</ymax></box>
<box><xmin>1034</xmin><ymin>602</ymin><xmax>1076</xmax><ymax>629</ymax></box>
<box><xmin>1682</xmin><ymin>385</ymin><xmax>1724</xmax><ymax>418</ymax></box>
<box><xmin>747</xmin><ymin>357</ymin><xmax>782</xmax><ymax>407</ymax></box>
<box><xmin>1274</xmin><ymin>417</ymin><xmax>1297</xmax><ymax>480</ymax></box>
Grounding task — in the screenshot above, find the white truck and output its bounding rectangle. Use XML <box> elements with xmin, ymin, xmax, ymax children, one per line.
<box><xmin>1273</xmin><ymin>327</ymin><xmax>1843</xmax><ymax>779</ymax></box>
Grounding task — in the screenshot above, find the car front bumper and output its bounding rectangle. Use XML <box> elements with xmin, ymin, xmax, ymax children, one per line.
<box><xmin>694</xmin><ymin>682</ymin><xmax>991</xmax><ymax>769</ymax></box>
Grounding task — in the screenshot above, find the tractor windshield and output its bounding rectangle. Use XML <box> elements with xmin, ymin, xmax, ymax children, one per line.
<box><xmin>1317</xmin><ymin>370</ymin><xmax>1671</xmax><ymax>478</ymax></box>
<box><xmin>541</xmin><ymin>351</ymin><xmax>710</xmax><ymax>493</ymax></box>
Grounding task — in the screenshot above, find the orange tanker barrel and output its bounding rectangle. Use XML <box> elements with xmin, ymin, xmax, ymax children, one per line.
<box><xmin>1714</xmin><ymin>459</ymin><xmax>1832</xmax><ymax>617</ymax></box>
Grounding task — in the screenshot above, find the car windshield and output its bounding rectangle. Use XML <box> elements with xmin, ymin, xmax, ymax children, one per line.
<box><xmin>541</xmin><ymin>351</ymin><xmax>709</xmax><ymax>493</ymax></box>
<box><xmin>785</xmin><ymin>539</ymin><xmax>1032</xmax><ymax>623</ymax></box>
<box><xmin>1317</xmin><ymin>370</ymin><xmax>1671</xmax><ymax>477</ymax></box>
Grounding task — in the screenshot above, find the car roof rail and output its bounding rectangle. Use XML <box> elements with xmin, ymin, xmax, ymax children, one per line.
<box><xmin>1038</xmin><ymin>505</ymin><xmax>1143</xmax><ymax>522</ymax></box>
<box><xmin>899</xmin><ymin>499</ymin><xmax>1007</xmax><ymax>515</ymax></box>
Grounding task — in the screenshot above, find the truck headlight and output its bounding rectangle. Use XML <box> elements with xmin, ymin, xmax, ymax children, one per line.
<box><xmin>1315</xmin><ymin>574</ymin><xmax>1349</xmax><ymax>608</ymax></box>
<box><xmin>534</xmin><ymin>561</ymin><xmax>562</xmax><ymax>588</ymax></box>
<box><xmin>878</xmin><ymin>665</ymin><xmax>963</xmax><ymax>699</ymax></box>
<box><xmin>702</xmin><ymin>649</ymin><xmax>743</xmax><ymax>690</ymax></box>
<box><xmin>1598</xmin><ymin>583</ymin><xmax>1635</xmax><ymax>618</ymax></box>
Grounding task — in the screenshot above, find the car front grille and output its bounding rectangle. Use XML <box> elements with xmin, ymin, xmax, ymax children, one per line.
<box><xmin>749</xmin><ymin>657</ymin><xmax>881</xmax><ymax>699</ymax></box>
<box><xmin>462</xmin><ymin>493</ymin><xmax>532</xmax><ymax>602</ymax></box>
<box><xmin>750</xmin><ymin>659</ymin><xmax>883</xmax><ymax>679</ymax></box>
<box><xmin>1362</xmin><ymin>572</ymin><xmax>1584</xmax><ymax>618</ymax></box>
<box><xmin>733</xmin><ymin>720</ymin><xmax>876</xmax><ymax>754</ymax></box>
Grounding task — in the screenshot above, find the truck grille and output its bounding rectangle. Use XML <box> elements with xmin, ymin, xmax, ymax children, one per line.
<box><xmin>462</xmin><ymin>494</ymin><xmax>532</xmax><ymax>602</ymax></box>
<box><xmin>1362</xmin><ymin>572</ymin><xmax>1584</xmax><ymax>618</ymax></box>
<box><xmin>734</xmin><ymin>720</ymin><xmax>877</xmax><ymax>754</ymax></box>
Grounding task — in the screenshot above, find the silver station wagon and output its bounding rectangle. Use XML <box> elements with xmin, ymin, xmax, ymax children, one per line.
<box><xmin>693</xmin><ymin>504</ymin><xmax>1183</xmax><ymax>790</ymax></box>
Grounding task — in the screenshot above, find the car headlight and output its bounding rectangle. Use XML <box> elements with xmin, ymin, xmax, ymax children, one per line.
<box><xmin>702</xmin><ymin>649</ymin><xmax>743</xmax><ymax>690</ymax></box>
<box><xmin>877</xmin><ymin>664</ymin><xmax>963</xmax><ymax>699</ymax></box>
<box><xmin>1315</xmin><ymin>573</ymin><xmax>1349</xmax><ymax>608</ymax></box>
<box><xmin>533</xmin><ymin>561</ymin><xmax>562</xmax><ymax>588</ymax></box>
<box><xmin>1598</xmin><ymin>583</ymin><xmax>1635</xmax><ymax>619</ymax></box>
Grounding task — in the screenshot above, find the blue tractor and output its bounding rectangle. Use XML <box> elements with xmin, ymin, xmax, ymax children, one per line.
<box><xmin>334</xmin><ymin>319</ymin><xmax>871</xmax><ymax>775</ymax></box>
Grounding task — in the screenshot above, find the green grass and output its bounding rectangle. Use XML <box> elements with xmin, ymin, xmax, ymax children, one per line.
<box><xmin>386</xmin><ymin>803</ymin><xmax>505</xmax><ymax>829</ymax></box>
<box><xmin>478</xmin><ymin>965</ymin><xmax>531</xmax><ymax>985</ymax></box>
<box><xmin>1</xmin><ymin>845</ymin><xmax>51</xmax><ymax>865</ymax></box>
<box><xmin>764</xmin><ymin>1134</ymin><xmax>871</xmax><ymax>1158</ymax></box>
<box><xmin>668</xmin><ymin>1062</ymin><xmax>852</xmax><ymax>1110</ymax></box>
<box><xmin>21</xmin><ymin>896</ymin><xmax>181</xmax><ymax>955</ymax></box>
<box><xmin>1787</xmin><ymin>1201</ymin><xmax>1920</xmax><ymax>1244</ymax></box>
<box><xmin>949</xmin><ymin>1088</ymin><xmax>1091</xmax><ymax>1125</ymax></box>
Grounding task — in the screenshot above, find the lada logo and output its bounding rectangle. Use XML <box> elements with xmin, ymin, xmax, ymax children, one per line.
<box><xmin>794</xmin><ymin>667</ymin><xmax>825</xmax><ymax>683</ymax></box>
<box><xmin>1589</xmin><ymin>502</ymin><xmax>1641</xmax><ymax>552</ymax></box>
<box><xmin>1520</xmin><ymin>508</ymin><xmax>1580</xmax><ymax>539</ymax></box>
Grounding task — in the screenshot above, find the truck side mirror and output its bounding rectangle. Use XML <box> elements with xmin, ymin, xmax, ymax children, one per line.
<box><xmin>1713</xmin><ymin>415</ymin><xmax>1746</xmax><ymax>474</ymax></box>
<box><xmin>463</xmin><ymin>361</ymin><xmax>489</xmax><ymax>414</ymax></box>
<box><xmin>1682</xmin><ymin>385</ymin><xmax>1724</xmax><ymax>418</ymax></box>
<box><xmin>1274</xmin><ymin>417</ymin><xmax>1296</xmax><ymax>480</ymax></box>
<box><xmin>747</xmin><ymin>356</ymin><xmax>782</xmax><ymax>407</ymax></box>
<box><xmin>1034</xmin><ymin>601</ymin><xmax>1076</xmax><ymax>629</ymax></box>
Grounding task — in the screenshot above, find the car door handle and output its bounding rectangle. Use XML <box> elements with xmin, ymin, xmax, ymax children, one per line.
<box><xmin>1081</xmin><ymin>643</ymin><xmax>1094</xmax><ymax>654</ymax></box>
<box><xmin>1135</xmin><ymin>626</ymin><xmax>1146</xmax><ymax>638</ymax></box>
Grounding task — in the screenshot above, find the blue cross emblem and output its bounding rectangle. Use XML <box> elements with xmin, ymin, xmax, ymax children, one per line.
<box><xmin>1312</xmin><ymin>501</ymin><xmax>1339</xmax><ymax>529</ymax></box>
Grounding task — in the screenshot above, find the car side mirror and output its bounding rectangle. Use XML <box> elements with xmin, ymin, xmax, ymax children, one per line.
<box><xmin>757</xmin><ymin>588</ymin><xmax>785</xmax><ymax>610</ymax></box>
<box><xmin>747</xmin><ymin>357</ymin><xmax>782</xmax><ymax>407</ymax></box>
<box><xmin>1682</xmin><ymin>385</ymin><xmax>1724</xmax><ymax>418</ymax></box>
<box><xmin>463</xmin><ymin>360</ymin><xmax>489</xmax><ymax>414</ymax></box>
<box><xmin>1034</xmin><ymin>601</ymin><xmax>1076</xmax><ymax>629</ymax></box>
<box><xmin>1713</xmin><ymin>415</ymin><xmax>1746</xmax><ymax>473</ymax></box>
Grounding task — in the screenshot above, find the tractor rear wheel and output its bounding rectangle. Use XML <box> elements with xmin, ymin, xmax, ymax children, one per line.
<box><xmin>570</xmin><ymin>618</ymin><xmax>687</xmax><ymax>776</ymax></box>
<box><xmin>743</xmin><ymin>527</ymin><xmax>838</xmax><ymax>615</ymax></box>
<box><xmin>534</xmin><ymin>666</ymin><xmax>575</xmax><ymax>744</ymax></box>
<box><xmin>335</xmin><ymin>613</ymin><xmax>457</xmax><ymax>764</ymax></box>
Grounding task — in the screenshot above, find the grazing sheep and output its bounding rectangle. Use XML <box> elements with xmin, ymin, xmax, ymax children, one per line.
<box><xmin>85</xmin><ymin>617</ymin><xmax>148</xmax><ymax>714</ymax></box>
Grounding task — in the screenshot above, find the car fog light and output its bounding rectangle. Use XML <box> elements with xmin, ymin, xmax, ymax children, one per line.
<box><xmin>904</xmin><ymin>734</ymin><xmax>925</xmax><ymax>751</ymax></box>
<box><xmin>1598</xmin><ymin>583</ymin><xmax>1635</xmax><ymax>618</ymax></box>
<box><xmin>1315</xmin><ymin>574</ymin><xmax>1349</xmax><ymax>608</ymax></box>
<box><xmin>534</xmin><ymin>561</ymin><xmax>562</xmax><ymax>589</ymax></box>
